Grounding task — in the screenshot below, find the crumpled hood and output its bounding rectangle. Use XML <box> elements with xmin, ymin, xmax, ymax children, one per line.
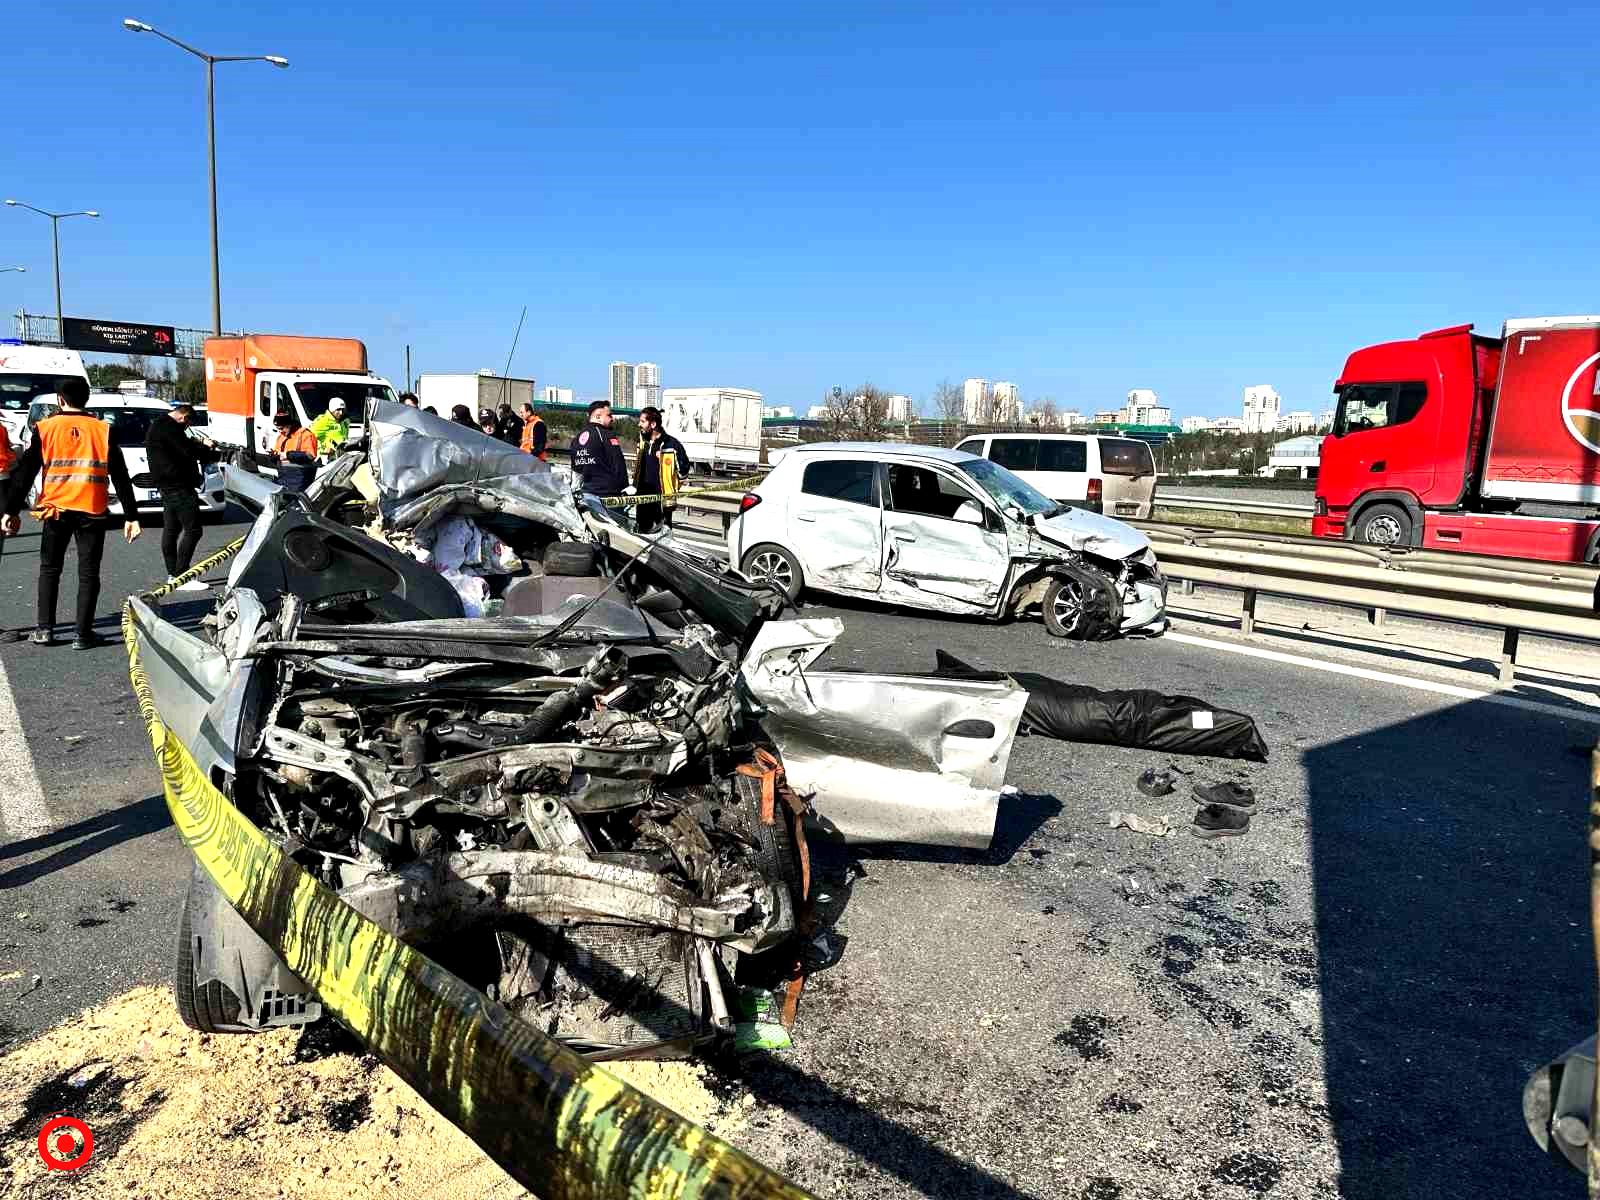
<box><xmin>1031</xmin><ymin>506</ymin><xmax>1150</xmax><ymax>560</ymax></box>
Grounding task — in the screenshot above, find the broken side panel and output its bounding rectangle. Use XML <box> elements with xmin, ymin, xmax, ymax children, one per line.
<box><xmin>742</xmin><ymin>621</ymin><xmax>1027</xmax><ymax>849</ymax></box>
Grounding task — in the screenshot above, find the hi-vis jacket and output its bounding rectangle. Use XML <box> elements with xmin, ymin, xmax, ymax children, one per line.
<box><xmin>3</xmin><ymin>411</ymin><xmax>138</xmax><ymax>521</ymax></box>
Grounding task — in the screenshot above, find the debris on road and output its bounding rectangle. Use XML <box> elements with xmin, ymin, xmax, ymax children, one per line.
<box><xmin>1108</xmin><ymin>810</ymin><xmax>1172</xmax><ymax>837</ymax></box>
<box><xmin>1136</xmin><ymin>767</ymin><xmax>1176</xmax><ymax>797</ymax></box>
<box><xmin>0</xmin><ymin>985</ymin><xmax>755</xmax><ymax>1199</ymax></box>
<box><xmin>936</xmin><ymin>650</ymin><xmax>1270</xmax><ymax>760</ymax></box>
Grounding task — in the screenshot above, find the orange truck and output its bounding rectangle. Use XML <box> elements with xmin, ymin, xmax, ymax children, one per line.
<box><xmin>203</xmin><ymin>334</ymin><xmax>395</xmax><ymax>469</ymax></box>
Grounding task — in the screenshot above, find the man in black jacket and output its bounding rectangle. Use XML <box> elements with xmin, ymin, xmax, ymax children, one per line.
<box><xmin>145</xmin><ymin>403</ymin><xmax>221</xmax><ymax>590</ymax></box>
<box><xmin>570</xmin><ymin>400</ymin><xmax>628</xmax><ymax>499</ymax></box>
<box><xmin>633</xmin><ymin>405</ymin><xmax>692</xmax><ymax>533</ymax></box>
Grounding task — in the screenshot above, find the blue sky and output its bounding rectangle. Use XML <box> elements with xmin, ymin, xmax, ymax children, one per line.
<box><xmin>4</xmin><ymin>2</ymin><xmax>1597</xmax><ymax>418</ymax></box>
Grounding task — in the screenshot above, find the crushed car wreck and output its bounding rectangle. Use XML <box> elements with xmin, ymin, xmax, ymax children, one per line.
<box><xmin>131</xmin><ymin>402</ymin><xmax>1028</xmax><ymax>1057</ymax></box>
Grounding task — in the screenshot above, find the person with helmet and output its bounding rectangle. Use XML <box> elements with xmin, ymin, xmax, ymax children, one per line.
<box><xmin>518</xmin><ymin>402</ymin><xmax>548</xmax><ymax>460</ymax></box>
<box><xmin>309</xmin><ymin>396</ymin><xmax>350</xmax><ymax>457</ymax></box>
<box><xmin>270</xmin><ymin>407</ymin><xmax>321</xmax><ymax>492</ymax></box>
<box><xmin>0</xmin><ymin>377</ymin><xmax>141</xmax><ymax>650</ymax></box>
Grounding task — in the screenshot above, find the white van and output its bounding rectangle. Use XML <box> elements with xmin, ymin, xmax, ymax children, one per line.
<box><xmin>952</xmin><ymin>433</ymin><xmax>1157</xmax><ymax>519</ymax></box>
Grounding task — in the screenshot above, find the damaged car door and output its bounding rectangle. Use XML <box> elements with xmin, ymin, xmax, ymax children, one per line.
<box><xmin>879</xmin><ymin>463</ymin><xmax>1009</xmax><ymax>611</ymax></box>
<box><xmin>787</xmin><ymin>457</ymin><xmax>883</xmax><ymax>594</ymax></box>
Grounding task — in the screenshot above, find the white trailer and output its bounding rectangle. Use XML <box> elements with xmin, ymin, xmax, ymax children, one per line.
<box><xmin>418</xmin><ymin>372</ymin><xmax>536</xmax><ymax>418</ymax></box>
<box><xmin>660</xmin><ymin>387</ymin><xmax>762</xmax><ymax>472</ymax></box>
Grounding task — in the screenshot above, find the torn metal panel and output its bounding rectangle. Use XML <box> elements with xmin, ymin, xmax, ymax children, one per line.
<box><xmin>743</xmin><ymin>621</ymin><xmax>1028</xmax><ymax>848</ymax></box>
<box><xmin>367</xmin><ymin>400</ymin><xmax>586</xmax><ymax>538</ymax></box>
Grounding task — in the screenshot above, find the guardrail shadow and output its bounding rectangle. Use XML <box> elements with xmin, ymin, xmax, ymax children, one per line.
<box><xmin>1306</xmin><ymin>699</ymin><xmax>1591</xmax><ymax>1197</ymax></box>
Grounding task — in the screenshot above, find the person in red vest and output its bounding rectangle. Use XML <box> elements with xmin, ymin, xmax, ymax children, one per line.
<box><xmin>0</xmin><ymin>420</ymin><xmax>17</xmax><ymax>643</ymax></box>
<box><xmin>1</xmin><ymin>377</ymin><xmax>140</xmax><ymax>649</ymax></box>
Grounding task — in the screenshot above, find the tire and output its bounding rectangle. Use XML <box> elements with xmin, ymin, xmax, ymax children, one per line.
<box><xmin>732</xmin><ymin>771</ymin><xmax>804</xmax><ymax>909</ymax></box>
<box><xmin>1352</xmin><ymin>503</ymin><xmax>1413</xmax><ymax>547</ymax></box>
<box><xmin>1041</xmin><ymin>563</ymin><xmax>1121</xmax><ymax>640</ymax></box>
<box><xmin>740</xmin><ymin>544</ymin><xmax>804</xmax><ymax>602</ymax></box>
<box><xmin>173</xmin><ymin>889</ymin><xmax>252</xmax><ymax>1034</ymax></box>
<box><xmin>543</xmin><ymin>540</ymin><xmax>598</xmax><ymax>577</ymax></box>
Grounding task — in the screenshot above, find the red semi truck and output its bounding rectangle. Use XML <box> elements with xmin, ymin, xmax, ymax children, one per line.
<box><xmin>1314</xmin><ymin>316</ymin><xmax>1600</xmax><ymax>563</ymax></box>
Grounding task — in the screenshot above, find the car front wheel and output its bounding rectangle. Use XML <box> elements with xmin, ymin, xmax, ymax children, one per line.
<box><xmin>1041</xmin><ymin>565</ymin><xmax>1119</xmax><ymax>640</ymax></box>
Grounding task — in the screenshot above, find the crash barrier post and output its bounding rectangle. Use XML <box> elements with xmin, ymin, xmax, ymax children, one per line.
<box><xmin>124</xmin><ymin>542</ymin><xmax>816</xmax><ymax>1200</ymax></box>
<box><xmin>1150</xmin><ymin>530</ymin><xmax>1600</xmax><ymax>687</ymax></box>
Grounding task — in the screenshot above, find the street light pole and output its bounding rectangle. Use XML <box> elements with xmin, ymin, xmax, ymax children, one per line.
<box><xmin>123</xmin><ymin>19</ymin><xmax>288</xmax><ymax>335</ymax></box>
<box><xmin>4</xmin><ymin>201</ymin><xmax>99</xmax><ymax>340</ymax></box>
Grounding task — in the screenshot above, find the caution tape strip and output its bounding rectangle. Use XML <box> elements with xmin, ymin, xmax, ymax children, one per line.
<box><xmin>121</xmin><ymin>549</ymin><xmax>814</xmax><ymax>1200</ymax></box>
<box><xmin>598</xmin><ymin>472</ymin><xmax>766</xmax><ymax>508</ymax></box>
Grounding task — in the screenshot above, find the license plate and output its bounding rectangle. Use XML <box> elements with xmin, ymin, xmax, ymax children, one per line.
<box><xmin>1116</xmin><ymin>503</ymin><xmax>1138</xmax><ymax>515</ymax></box>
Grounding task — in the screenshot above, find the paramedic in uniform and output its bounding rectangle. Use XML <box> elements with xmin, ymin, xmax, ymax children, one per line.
<box><xmin>633</xmin><ymin>405</ymin><xmax>691</xmax><ymax>534</ymax></box>
<box><xmin>0</xmin><ymin>376</ymin><xmax>141</xmax><ymax>650</ymax></box>
<box><xmin>570</xmin><ymin>400</ymin><xmax>627</xmax><ymax>500</ymax></box>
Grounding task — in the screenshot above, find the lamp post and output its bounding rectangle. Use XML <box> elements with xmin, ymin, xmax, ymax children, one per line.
<box><xmin>3</xmin><ymin>202</ymin><xmax>98</xmax><ymax>339</ymax></box>
<box><xmin>123</xmin><ymin>18</ymin><xmax>288</xmax><ymax>335</ymax></box>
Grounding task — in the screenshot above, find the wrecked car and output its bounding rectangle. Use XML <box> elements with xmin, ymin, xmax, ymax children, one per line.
<box><xmin>726</xmin><ymin>443</ymin><xmax>1167</xmax><ymax>640</ymax></box>
<box><xmin>132</xmin><ymin>402</ymin><xmax>1028</xmax><ymax>1057</ymax></box>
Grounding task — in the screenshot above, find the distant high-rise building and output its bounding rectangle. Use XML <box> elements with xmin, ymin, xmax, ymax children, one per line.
<box><xmin>542</xmin><ymin>386</ymin><xmax>575</xmax><ymax>405</ymax></box>
<box><xmin>634</xmin><ymin>362</ymin><xmax>661</xmax><ymax>408</ymax></box>
<box><xmin>1318</xmin><ymin>408</ymin><xmax>1335</xmax><ymax>430</ymax></box>
<box><xmin>609</xmin><ymin>361</ymin><xmax>636</xmax><ymax>410</ymax></box>
<box><xmin>763</xmin><ymin>404</ymin><xmax>795</xmax><ymax>419</ymax></box>
<box><xmin>1092</xmin><ymin>409</ymin><xmax>1122</xmax><ymax>425</ymax></box>
<box><xmin>886</xmin><ymin>393</ymin><xmax>914</xmax><ymax>423</ymax></box>
<box><xmin>990</xmin><ymin>381</ymin><xmax>1021</xmax><ymax>424</ymax></box>
<box><xmin>1210</xmin><ymin>416</ymin><xmax>1245</xmax><ymax>433</ymax></box>
<box><xmin>1180</xmin><ymin>415</ymin><xmax>1213</xmax><ymax>434</ymax></box>
<box><xmin>1059</xmin><ymin>410</ymin><xmax>1083</xmax><ymax>430</ymax></box>
<box><xmin>1280</xmin><ymin>409</ymin><xmax>1317</xmax><ymax>433</ymax></box>
<box><xmin>963</xmin><ymin>378</ymin><xmax>991</xmax><ymax>423</ymax></box>
<box><xmin>1121</xmin><ymin>389</ymin><xmax>1171</xmax><ymax>426</ymax></box>
<box><xmin>1242</xmin><ymin>385</ymin><xmax>1281</xmax><ymax>434</ymax></box>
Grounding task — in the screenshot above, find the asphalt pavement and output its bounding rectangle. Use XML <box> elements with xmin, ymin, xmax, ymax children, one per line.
<box><xmin>0</xmin><ymin>510</ymin><xmax>1593</xmax><ymax>1199</ymax></box>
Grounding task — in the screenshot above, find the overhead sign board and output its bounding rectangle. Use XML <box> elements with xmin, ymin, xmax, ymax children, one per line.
<box><xmin>61</xmin><ymin>317</ymin><xmax>178</xmax><ymax>357</ymax></box>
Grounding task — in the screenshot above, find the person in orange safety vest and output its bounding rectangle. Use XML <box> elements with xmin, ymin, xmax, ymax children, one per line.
<box><xmin>270</xmin><ymin>407</ymin><xmax>321</xmax><ymax>492</ymax></box>
<box><xmin>519</xmin><ymin>402</ymin><xmax>548</xmax><ymax>460</ymax></box>
<box><xmin>0</xmin><ymin>421</ymin><xmax>17</xmax><ymax>643</ymax></box>
<box><xmin>1</xmin><ymin>377</ymin><xmax>141</xmax><ymax>650</ymax></box>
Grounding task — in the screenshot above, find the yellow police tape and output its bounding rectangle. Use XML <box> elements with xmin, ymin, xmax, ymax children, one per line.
<box><xmin>123</xmin><ymin>541</ymin><xmax>815</xmax><ymax>1200</ymax></box>
<box><xmin>598</xmin><ymin>473</ymin><xmax>767</xmax><ymax>508</ymax></box>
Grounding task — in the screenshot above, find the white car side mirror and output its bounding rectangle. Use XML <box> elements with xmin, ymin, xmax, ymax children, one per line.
<box><xmin>953</xmin><ymin>500</ymin><xmax>985</xmax><ymax>525</ymax></box>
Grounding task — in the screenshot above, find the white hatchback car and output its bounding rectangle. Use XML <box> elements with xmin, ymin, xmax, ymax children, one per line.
<box><xmin>727</xmin><ymin>443</ymin><xmax>1167</xmax><ymax>639</ymax></box>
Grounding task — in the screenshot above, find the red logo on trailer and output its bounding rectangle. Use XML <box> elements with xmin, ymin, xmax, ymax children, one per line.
<box><xmin>1560</xmin><ymin>350</ymin><xmax>1600</xmax><ymax>455</ymax></box>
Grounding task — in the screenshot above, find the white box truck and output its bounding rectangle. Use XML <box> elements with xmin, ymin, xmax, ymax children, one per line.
<box><xmin>0</xmin><ymin>342</ymin><xmax>89</xmax><ymax>444</ymax></box>
<box><xmin>418</xmin><ymin>372</ymin><xmax>535</xmax><ymax>418</ymax></box>
<box><xmin>660</xmin><ymin>387</ymin><xmax>762</xmax><ymax>472</ymax></box>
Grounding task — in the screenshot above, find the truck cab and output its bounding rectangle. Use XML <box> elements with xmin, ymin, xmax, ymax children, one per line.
<box><xmin>204</xmin><ymin>335</ymin><xmax>394</xmax><ymax>468</ymax></box>
<box><xmin>1314</xmin><ymin>325</ymin><xmax>1499</xmax><ymax>546</ymax></box>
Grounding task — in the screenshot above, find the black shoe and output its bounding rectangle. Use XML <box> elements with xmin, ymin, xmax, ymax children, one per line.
<box><xmin>1193</xmin><ymin>781</ymin><xmax>1257</xmax><ymax>812</ymax></box>
<box><xmin>1191</xmin><ymin>804</ymin><xmax>1251</xmax><ymax>840</ymax></box>
<box><xmin>0</xmin><ymin>630</ymin><xmax>20</xmax><ymax>644</ymax></box>
<box><xmin>28</xmin><ymin>629</ymin><xmax>55</xmax><ymax>647</ymax></box>
<box><xmin>72</xmin><ymin>633</ymin><xmax>106</xmax><ymax>651</ymax></box>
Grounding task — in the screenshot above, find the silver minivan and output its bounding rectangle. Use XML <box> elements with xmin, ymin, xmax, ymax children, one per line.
<box><xmin>952</xmin><ymin>433</ymin><xmax>1157</xmax><ymax>519</ymax></box>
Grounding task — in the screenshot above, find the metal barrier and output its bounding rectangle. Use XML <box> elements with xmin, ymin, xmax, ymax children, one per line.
<box><xmin>1148</xmin><ymin>528</ymin><xmax>1600</xmax><ymax>684</ymax></box>
<box><xmin>122</xmin><ymin>541</ymin><xmax>815</xmax><ymax>1200</ymax></box>
<box><xmin>1157</xmin><ymin>493</ymin><xmax>1314</xmax><ymax>516</ymax></box>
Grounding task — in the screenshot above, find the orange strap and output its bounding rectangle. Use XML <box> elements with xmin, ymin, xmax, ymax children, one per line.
<box><xmin>736</xmin><ymin>748</ymin><xmax>815</xmax><ymax>1029</ymax></box>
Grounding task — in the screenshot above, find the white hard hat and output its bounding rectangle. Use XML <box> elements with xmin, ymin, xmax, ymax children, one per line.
<box><xmin>329</xmin><ymin>398</ymin><xmax>347</xmax><ymax>413</ymax></box>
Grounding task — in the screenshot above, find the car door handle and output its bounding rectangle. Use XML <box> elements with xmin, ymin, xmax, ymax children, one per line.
<box><xmin>1370</xmin><ymin>460</ymin><xmax>1386</xmax><ymax>472</ymax></box>
<box><xmin>796</xmin><ymin>513</ymin><xmax>817</xmax><ymax>522</ymax></box>
<box><xmin>892</xmin><ymin>531</ymin><xmax>917</xmax><ymax>542</ymax></box>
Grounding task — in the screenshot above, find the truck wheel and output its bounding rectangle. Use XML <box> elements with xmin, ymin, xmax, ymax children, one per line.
<box><xmin>1353</xmin><ymin>503</ymin><xmax>1413</xmax><ymax>547</ymax></box>
<box><xmin>173</xmin><ymin>888</ymin><xmax>253</xmax><ymax>1034</ymax></box>
<box><xmin>1042</xmin><ymin>564</ymin><xmax>1119</xmax><ymax>640</ymax></box>
<box><xmin>740</xmin><ymin>544</ymin><xmax>803</xmax><ymax>602</ymax></box>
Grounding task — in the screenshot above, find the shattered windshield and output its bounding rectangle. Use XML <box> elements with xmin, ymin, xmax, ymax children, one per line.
<box><xmin>956</xmin><ymin>457</ymin><xmax>1057</xmax><ymax>517</ymax></box>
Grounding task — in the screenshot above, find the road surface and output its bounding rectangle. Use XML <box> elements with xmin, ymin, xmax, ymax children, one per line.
<box><xmin>0</xmin><ymin>513</ymin><xmax>1590</xmax><ymax>1198</ymax></box>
